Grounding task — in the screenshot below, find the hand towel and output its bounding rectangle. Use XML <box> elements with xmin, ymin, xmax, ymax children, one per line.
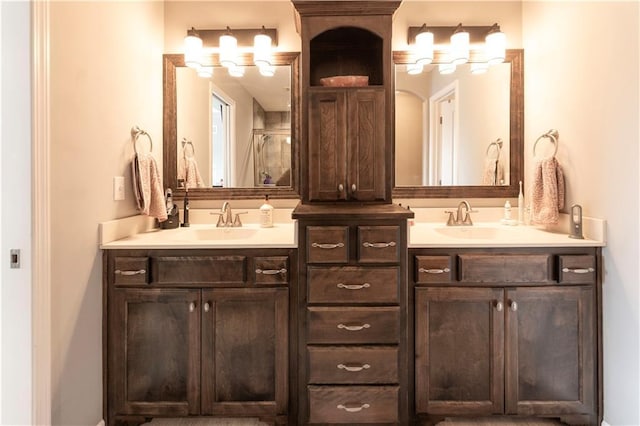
<box><xmin>531</xmin><ymin>157</ymin><xmax>565</xmax><ymax>225</ymax></box>
<box><xmin>481</xmin><ymin>158</ymin><xmax>504</xmax><ymax>185</ymax></box>
<box><xmin>131</xmin><ymin>153</ymin><xmax>168</xmax><ymax>222</ymax></box>
<box><xmin>184</xmin><ymin>156</ymin><xmax>204</xmax><ymax>189</ymax></box>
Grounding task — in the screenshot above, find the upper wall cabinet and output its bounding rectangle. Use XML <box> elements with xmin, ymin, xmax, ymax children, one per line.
<box><xmin>293</xmin><ymin>1</ymin><xmax>402</xmax><ymax>203</ymax></box>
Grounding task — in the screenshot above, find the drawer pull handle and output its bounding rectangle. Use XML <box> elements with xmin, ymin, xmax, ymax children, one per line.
<box><xmin>337</xmin><ymin>283</ymin><xmax>371</xmax><ymax>290</ymax></box>
<box><xmin>114</xmin><ymin>269</ymin><xmax>146</xmax><ymax>276</ymax></box>
<box><xmin>337</xmin><ymin>323</ymin><xmax>370</xmax><ymax>331</ymax></box>
<box><xmin>337</xmin><ymin>403</ymin><xmax>370</xmax><ymax>413</ymax></box>
<box><xmin>255</xmin><ymin>268</ymin><xmax>287</xmax><ymax>275</ymax></box>
<box><xmin>189</xmin><ymin>302</ymin><xmax>196</xmax><ymax>313</ymax></box>
<box><xmin>362</xmin><ymin>241</ymin><xmax>396</xmax><ymax>248</ymax></box>
<box><xmin>337</xmin><ymin>363</ymin><xmax>371</xmax><ymax>372</ymax></box>
<box><xmin>562</xmin><ymin>267</ymin><xmax>595</xmax><ymax>274</ymax></box>
<box><xmin>312</xmin><ymin>242</ymin><xmax>345</xmax><ymax>250</ymax></box>
<box><xmin>419</xmin><ymin>267</ymin><xmax>451</xmax><ymax>274</ymax></box>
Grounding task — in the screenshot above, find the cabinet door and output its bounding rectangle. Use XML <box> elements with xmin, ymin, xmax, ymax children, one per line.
<box><xmin>347</xmin><ymin>89</ymin><xmax>386</xmax><ymax>201</ymax></box>
<box><xmin>505</xmin><ymin>286</ymin><xmax>595</xmax><ymax>417</ymax></box>
<box><xmin>309</xmin><ymin>90</ymin><xmax>348</xmax><ymax>201</ymax></box>
<box><xmin>201</xmin><ymin>288</ymin><xmax>288</xmax><ymax>416</ymax></box>
<box><xmin>108</xmin><ymin>288</ymin><xmax>201</xmax><ymax>417</ymax></box>
<box><xmin>415</xmin><ymin>287</ymin><xmax>504</xmax><ymax>415</ymax></box>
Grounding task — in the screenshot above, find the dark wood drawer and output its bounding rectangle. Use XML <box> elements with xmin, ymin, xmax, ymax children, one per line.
<box><xmin>308</xmin><ymin>266</ymin><xmax>398</xmax><ymax>304</ymax></box>
<box><xmin>458</xmin><ymin>253</ymin><xmax>553</xmax><ymax>283</ymax></box>
<box><xmin>113</xmin><ymin>257</ymin><xmax>149</xmax><ymax>286</ymax></box>
<box><xmin>307</xmin><ymin>307</ymin><xmax>399</xmax><ymax>344</ymax></box>
<box><xmin>308</xmin><ymin>385</ymin><xmax>399</xmax><ymax>424</ymax></box>
<box><xmin>253</xmin><ymin>256</ymin><xmax>289</xmax><ymax>285</ymax></box>
<box><xmin>307</xmin><ymin>226</ymin><xmax>349</xmax><ymax>264</ymax></box>
<box><xmin>357</xmin><ymin>226</ymin><xmax>400</xmax><ymax>263</ymax></box>
<box><xmin>151</xmin><ymin>256</ymin><xmax>246</xmax><ymax>285</ymax></box>
<box><xmin>308</xmin><ymin>346</ymin><xmax>398</xmax><ymax>384</ymax></box>
<box><xmin>415</xmin><ymin>255</ymin><xmax>453</xmax><ymax>284</ymax></box>
<box><xmin>559</xmin><ymin>255</ymin><xmax>596</xmax><ymax>284</ymax></box>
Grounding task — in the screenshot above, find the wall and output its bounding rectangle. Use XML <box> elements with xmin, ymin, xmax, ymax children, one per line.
<box><xmin>522</xmin><ymin>2</ymin><xmax>640</xmax><ymax>425</ymax></box>
<box><xmin>49</xmin><ymin>2</ymin><xmax>164</xmax><ymax>424</ymax></box>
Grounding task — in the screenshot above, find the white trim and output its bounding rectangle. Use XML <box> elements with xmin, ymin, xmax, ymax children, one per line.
<box><xmin>31</xmin><ymin>0</ymin><xmax>52</xmax><ymax>424</ymax></box>
<box><xmin>0</xmin><ymin>1</ymin><xmax>4</xmax><ymax>417</ymax></box>
<box><xmin>601</xmin><ymin>421</ymin><xmax>611</xmax><ymax>426</ymax></box>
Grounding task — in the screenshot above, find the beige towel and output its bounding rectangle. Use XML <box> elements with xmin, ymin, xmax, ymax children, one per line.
<box><xmin>481</xmin><ymin>158</ymin><xmax>504</xmax><ymax>185</ymax></box>
<box><xmin>531</xmin><ymin>157</ymin><xmax>565</xmax><ymax>225</ymax></box>
<box><xmin>178</xmin><ymin>155</ymin><xmax>205</xmax><ymax>189</ymax></box>
<box><xmin>132</xmin><ymin>153</ymin><xmax>168</xmax><ymax>222</ymax></box>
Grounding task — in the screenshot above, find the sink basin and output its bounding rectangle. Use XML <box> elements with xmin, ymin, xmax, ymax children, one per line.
<box><xmin>179</xmin><ymin>227</ymin><xmax>260</xmax><ymax>241</ymax></box>
<box><xmin>433</xmin><ymin>226</ymin><xmax>515</xmax><ymax>240</ymax></box>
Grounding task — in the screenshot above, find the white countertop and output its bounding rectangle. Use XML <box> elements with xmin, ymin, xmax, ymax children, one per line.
<box><xmin>99</xmin><ymin>207</ymin><xmax>605</xmax><ymax>250</ymax></box>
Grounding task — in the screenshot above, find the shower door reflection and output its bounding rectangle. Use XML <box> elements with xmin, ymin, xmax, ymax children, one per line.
<box><xmin>252</xmin><ymin>130</ymin><xmax>292</xmax><ymax>187</ymax></box>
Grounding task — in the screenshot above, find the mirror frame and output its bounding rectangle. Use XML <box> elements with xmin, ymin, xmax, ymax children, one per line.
<box><xmin>163</xmin><ymin>52</ymin><xmax>301</xmax><ymax>200</ymax></box>
<box><xmin>391</xmin><ymin>48</ymin><xmax>523</xmax><ymax>199</ymax></box>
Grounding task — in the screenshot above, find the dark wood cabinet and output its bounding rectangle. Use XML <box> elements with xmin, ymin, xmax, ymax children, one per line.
<box><xmin>412</xmin><ymin>248</ymin><xmax>601</xmax><ymax>426</ymax></box>
<box><xmin>308</xmin><ymin>88</ymin><xmax>385</xmax><ymax>201</ymax></box>
<box><xmin>104</xmin><ymin>249</ymin><xmax>295</xmax><ymax>426</ymax></box>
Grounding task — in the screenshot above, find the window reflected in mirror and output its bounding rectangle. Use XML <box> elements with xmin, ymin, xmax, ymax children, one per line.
<box><xmin>395</xmin><ymin>62</ymin><xmax>511</xmax><ymax>187</ymax></box>
<box><xmin>175</xmin><ymin>64</ymin><xmax>292</xmax><ymax>189</ymax></box>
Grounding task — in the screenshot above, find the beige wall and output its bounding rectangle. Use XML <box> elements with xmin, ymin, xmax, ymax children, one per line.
<box><xmin>523</xmin><ymin>2</ymin><xmax>639</xmax><ymax>425</ymax></box>
<box><xmin>50</xmin><ymin>1</ymin><xmax>164</xmax><ymax>424</ymax></box>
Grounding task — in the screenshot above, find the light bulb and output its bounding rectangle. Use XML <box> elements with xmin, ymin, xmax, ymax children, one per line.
<box><xmin>184</xmin><ymin>27</ymin><xmax>203</xmax><ymax>69</ymax></box>
<box><xmin>219</xmin><ymin>28</ymin><xmax>238</xmax><ymax>68</ymax></box>
<box><xmin>485</xmin><ymin>27</ymin><xmax>506</xmax><ymax>64</ymax></box>
<box><xmin>450</xmin><ymin>25</ymin><xmax>470</xmax><ymax>65</ymax></box>
<box><xmin>414</xmin><ymin>26</ymin><xmax>434</xmax><ymax>66</ymax></box>
<box><xmin>253</xmin><ymin>28</ymin><xmax>272</xmax><ymax>67</ymax></box>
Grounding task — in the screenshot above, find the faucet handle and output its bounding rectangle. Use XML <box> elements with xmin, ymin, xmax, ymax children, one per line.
<box><xmin>210</xmin><ymin>211</ymin><xmax>226</xmax><ymax>227</ymax></box>
<box><xmin>444</xmin><ymin>210</ymin><xmax>456</xmax><ymax>226</ymax></box>
<box><xmin>233</xmin><ymin>211</ymin><xmax>248</xmax><ymax>227</ymax></box>
<box><xmin>462</xmin><ymin>212</ymin><xmax>474</xmax><ymax>226</ymax></box>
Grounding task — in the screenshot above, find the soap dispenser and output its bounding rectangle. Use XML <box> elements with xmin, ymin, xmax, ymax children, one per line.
<box><xmin>260</xmin><ymin>195</ymin><xmax>274</xmax><ymax>228</ymax></box>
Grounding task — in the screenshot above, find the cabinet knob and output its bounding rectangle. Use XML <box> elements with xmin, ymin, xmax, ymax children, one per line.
<box><xmin>204</xmin><ymin>302</ymin><xmax>210</xmax><ymax>312</ymax></box>
<box><xmin>351</xmin><ymin>184</ymin><xmax>357</xmax><ymax>192</ymax></box>
<box><xmin>338</xmin><ymin>183</ymin><xmax>344</xmax><ymax>192</ymax></box>
<box><xmin>509</xmin><ymin>300</ymin><xmax>518</xmax><ymax>311</ymax></box>
<box><xmin>189</xmin><ymin>302</ymin><xmax>196</xmax><ymax>312</ymax></box>
<box><xmin>495</xmin><ymin>301</ymin><xmax>504</xmax><ymax>312</ymax></box>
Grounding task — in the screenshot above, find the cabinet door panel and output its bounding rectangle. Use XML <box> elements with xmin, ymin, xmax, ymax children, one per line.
<box><xmin>201</xmin><ymin>288</ymin><xmax>288</xmax><ymax>416</ymax></box>
<box><xmin>347</xmin><ymin>89</ymin><xmax>386</xmax><ymax>201</ymax></box>
<box><xmin>505</xmin><ymin>286</ymin><xmax>595</xmax><ymax>416</ymax></box>
<box><xmin>109</xmin><ymin>289</ymin><xmax>200</xmax><ymax>416</ymax></box>
<box><xmin>309</xmin><ymin>90</ymin><xmax>348</xmax><ymax>201</ymax></box>
<box><xmin>415</xmin><ymin>287</ymin><xmax>504</xmax><ymax>415</ymax></box>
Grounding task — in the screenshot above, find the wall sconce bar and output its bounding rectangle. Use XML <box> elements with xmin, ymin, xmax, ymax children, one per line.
<box><xmin>194</xmin><ymin>27</ymin><xmax>278</xmax><ymax>49</ymax></box>
<box><xmin>407</xmin><ymin>24</ymin><xmax>499</xmax><ymax>46</ymax></box>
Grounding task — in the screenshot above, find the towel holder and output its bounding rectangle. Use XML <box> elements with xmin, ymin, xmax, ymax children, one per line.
<box><xmin>131</xmin><ymin>126</ymin><xmax>153</xmax><ymax>155</ymax></box>
<box><xmin>486</xmin><ymin>138</ymin><xmax>503</xmax><ymax>160</ymax></box>
<box><xmin>181</xmin><ymin>138</ymin><xmax>195</xmax><ymax>158</ymax></box>
<box><xmin>533</xmin><ymin>129</ymin><xmax>559</xmax><ymax>158</ymax></box>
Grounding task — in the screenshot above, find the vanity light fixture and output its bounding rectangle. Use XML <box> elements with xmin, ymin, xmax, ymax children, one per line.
<box><xmin>259</xmin><ymin>64</ymin><xmax>276</xmax><ymax>77</ymax></box>
<box><xmin>449</xmin><ymin>24</ymin><xmax>470</xmax><ymax>65</ymax></box>
<box><xmin>184</xmin><ymin>27</ymin><xmax>203</xmax><ymax>69</ymax></box>
<box><xmin>439</xmin><ymin>62</ymin><xmax>456</xmax><ymax>75</ymax></box>
<box><xmin>406</xmin><ymin>62</ymin><xmax>424</xmax><ymax>75</ymax></box>
<box><xmin>219</xmin><ymin>27</ymin><xmax>238</xmax><ymax>68</ymax></box>
<box><xmin>253</xmin><ymin>26</ymin><xmax>273</xmax><ymax>67</ymax></box>
<box><xmin>406</xmin><ymin>23</ymin><xmax>507</xmax><ymax>75</ymax></box>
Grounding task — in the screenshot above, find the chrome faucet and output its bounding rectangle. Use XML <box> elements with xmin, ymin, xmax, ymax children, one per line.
<box><xmin>445</xmin><ymin>200</ymin><xmax>476</xmax><ymax>226</ymax></box>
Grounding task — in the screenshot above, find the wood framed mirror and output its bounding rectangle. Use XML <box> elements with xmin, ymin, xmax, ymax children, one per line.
<box><xmin>163</xmin><ymin>52</ymin><xmax>300</xmax><ymax>200</ymax></box>
<box><xmin>392</xmin><ymin>48</ymin><xmax>523</xmax><ymax>198</ymax></box>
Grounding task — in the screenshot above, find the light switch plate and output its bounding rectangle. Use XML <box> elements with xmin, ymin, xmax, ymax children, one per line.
<box><xmin>113</xmin><ymin>176</ymin><xmax>125</xmax><ymax>200</ymax></box>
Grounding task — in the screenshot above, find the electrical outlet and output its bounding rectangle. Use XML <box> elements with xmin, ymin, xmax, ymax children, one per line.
<box><xmin>113</xmin><ymin>176</ymin><xmax>125</xmax><ymax>201</ymax></box>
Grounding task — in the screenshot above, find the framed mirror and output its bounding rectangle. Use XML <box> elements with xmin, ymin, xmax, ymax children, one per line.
<box><xmin>163</xmin><ymin>52</ymin><xmax>300</xmax><ymax>200</ymax></box>
<box><xmin>392</xmin><ymin>49</ymin><xmax>523</xmax><ymax>198</ymax></box>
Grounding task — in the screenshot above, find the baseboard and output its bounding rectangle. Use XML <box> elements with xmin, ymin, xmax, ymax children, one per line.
<box><xmin>97</xmin><ymin>420</ymin><xmax>105</xmax><ymax>426</ymax></box>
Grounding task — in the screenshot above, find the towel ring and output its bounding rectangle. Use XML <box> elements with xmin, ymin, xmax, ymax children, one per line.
<box><xmin>181</xmin><ymin>138</ymin><xmax>195</xmax><ymax>158</ymax></box>
<box><xmin>131</xmin><ymin>126</ymin><xmax>153</xmax><ymax>155</ymax></box>
<box><xmin>486</xmin><ymin>138</ymin><xmax>503</xmax><ymax>160</ymax></box>
<box><xmin>533</xmin><ymin>129</ymin><xmax>559</xmax><ymax>158</ymax></box>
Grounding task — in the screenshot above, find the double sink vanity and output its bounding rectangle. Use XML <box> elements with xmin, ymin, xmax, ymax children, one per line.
<box><xmin>103</xmin><ymin>1</ymin><xmax>605</xmax><ymax>424</ymax></box>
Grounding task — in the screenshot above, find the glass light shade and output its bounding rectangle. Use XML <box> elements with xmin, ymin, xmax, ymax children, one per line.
<box><xmin>485</xmin><ymin>30</ymin><xmax>506</xmax><ymax>64</ymax></box>
<box><xmin>219</xmin><ymin>33</ymin><xmax>238</xmax><ymax>68</ymax></box>
<box><xmin>470</xmin><ymin>62</ymin><xmax>489</xmax><ymax>74</ymax></box>
<box><xmin>228</xmin><ymin>65</ymin><xmax>245</xmax><ymax>77</ymax></box>
<box><xmin>415</xmin><ymin>30</ymin><xmax>434</xmax><ymax>65</ymax></box>
<box><xmin>184</xmin><ymin>32</ymin><xmax>203</xmax><ymax>69</ymax></box>
<box><xmin>259</xmin><ymin>64</ymin><xmax>276</xmax><ymax>77</ymax></box>
<box><xmin>406</xmin><ymin>62</ymin><xmax>423</xmax><ymax>75</ymax></box>
<box><xmin>197</xmin><ymin>66</ymin><xmax>214</xmax><ymax>78</ymax></box>
<box><xmin>253</xmin><ymin>33</ymin><xmax>272</xmax><ymax>67</ymax></box>
<box><xmin>450</xmin><ymin>30</ymin><xmax>470</xmax><ymax>65</ymax></box>
<box><xmin>439</xmin><ymin>62</ymin><xmax>456</xmax><ymax>75</ymax></box>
